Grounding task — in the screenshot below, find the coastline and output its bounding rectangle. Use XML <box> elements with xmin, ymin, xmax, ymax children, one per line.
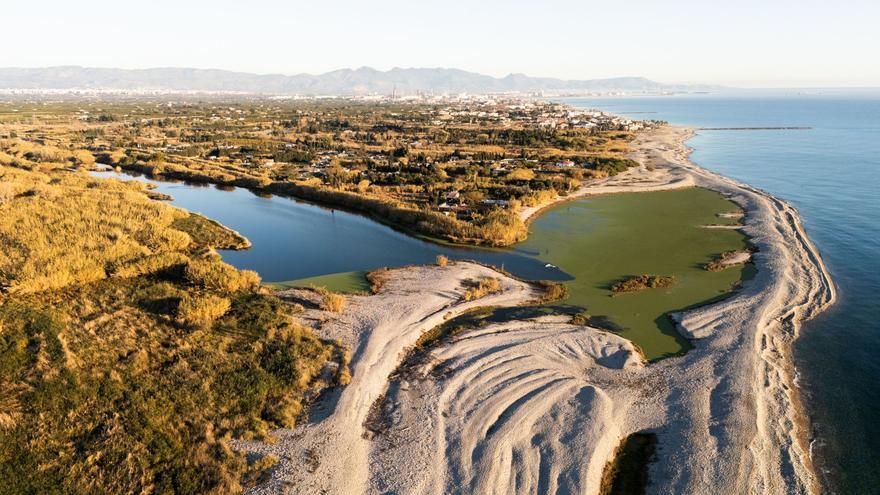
<box><xmin>235</xmin><ymin>124</ymin><xmax>836</xmax><ymax>494</ymax></box>
<box><xmin>635</xmin><ymin>125</ymin><xmax>836</xmax><ymax>493</ymax></box>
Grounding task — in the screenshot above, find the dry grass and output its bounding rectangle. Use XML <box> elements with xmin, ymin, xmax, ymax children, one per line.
<box><xmin>0</xmin><ymin>167</ymin><xmax>190</xmax><ymax>293</ymax></box>
<box><xmin>366</xmin><ymin>267</ymin><xmax>390</xmax><ymax>294</ymax></box>
<box><xmin>531</xmin><ymin>280</ymin><xmax>568</xmax><ymax>304</ymax></box>
<box><xmin>435</xmin><ymin>255</ymin><xmax>449</xmax><ymax>267</ymax></box>
<box><xmin>0</xmin><ymin>164</ymin><xmax>340</xmax><ymax>494</ymax></box>
<box><xmin>462</xmin><ymin>277</ymin><xmax>502</xmax><ymax>301</ymax></box>
<box><xmin>184</xmin><ymin>257</ymin><xmax>261</xmax><ymax>292</ymax></box>
<box><xmin>177</xmin><ymin>294</ymin><xmax>232</xmax><ymax>328</ymax></box>
<box><xmin>0</xmin><ymin>181</ymin><xmax>13</xmax><ymax>204</ymax></box>
<box><xmin>704</xmin><ymin>249</ymin><xmax>753</xmax><ymax>272</ymax></box>
<box><xmin>314</xmin><ymin>286</ymin><xmax>346</xmax><ymax>313</ymax></box>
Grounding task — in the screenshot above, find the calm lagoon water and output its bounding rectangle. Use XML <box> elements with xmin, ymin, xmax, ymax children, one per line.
<box><xmin>562</xmin><ymin>91</ymin><xmax>880</xmax><ymax>493</ymax></box>
<box><xmin>95</xmin><ymin>170</ymin><xmax>748</xmax><ymax>360</ymax></box>
<box><xmin>519</xmin><ymin>188</ymin><xmax>750</xmax><ymax>360</ymax></box>
<box><xmin>93</xmin><ymin>170</ymin><xmax>568</xmax><ymax>283</ymax></box>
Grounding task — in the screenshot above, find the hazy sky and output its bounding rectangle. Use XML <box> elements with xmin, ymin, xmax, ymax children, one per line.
<box><xmin>3</xmin><ymin>0</ymin><xmax>878</xmax><ymax>87</ymax></box>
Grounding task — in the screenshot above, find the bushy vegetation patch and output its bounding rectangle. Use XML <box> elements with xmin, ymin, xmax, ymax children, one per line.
<box><xmin>313</xmin><ymin>286</ymin><xmax>346</xmax><ymax>313</ymax></box>
<box><xmin>610</xmin><ymin>275</ymin><xmax>675</xmax><ymax>295</ymax></box>
<box><xmin>599</xmin><ymin>433</ymin><xmax>658</xmax><ymax>495</ymax></box>
<box><xmin>184</xmin><ymin>257</ymin><xmax>260</xmax><ymax>293</ymax></box>
<box><xmin>462</xmin><ymin>277</ymin><xmax>501</xmax><ymax>301</ymax></box>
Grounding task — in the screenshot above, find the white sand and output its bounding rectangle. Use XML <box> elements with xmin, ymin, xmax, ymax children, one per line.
<box><xmin>233</xmin><ymin>263</ymin><xmax>538</xmax><ymax>494</ymax></box>
<box><xmin>237</xmin><ymin>125</ymin><xmax>835</xmax><ymax>494</ymax></box>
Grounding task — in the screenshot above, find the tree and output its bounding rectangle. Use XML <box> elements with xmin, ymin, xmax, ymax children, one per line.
<box><xmin>326</xmin><ymin>163</ymin><xmax>348</xmax><ymax>188</ymax></box>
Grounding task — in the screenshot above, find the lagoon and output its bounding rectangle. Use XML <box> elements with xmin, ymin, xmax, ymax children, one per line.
<box><xmin>96</xmin><ymin>170</ymin><xmax>750</xmax><ymax>360</ymax></box>
<box><xmin>522</xmin><ymin>188</ymin><xmax>751</xmax><ymax>359</ymax></box>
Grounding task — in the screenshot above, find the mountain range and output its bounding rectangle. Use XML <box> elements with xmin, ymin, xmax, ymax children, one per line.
<box><xmin>0</xmin><ymin>66</ymin><xmax>717</xmax><ymax>95</ymax></box>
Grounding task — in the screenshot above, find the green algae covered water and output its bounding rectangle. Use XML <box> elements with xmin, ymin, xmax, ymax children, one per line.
<box><xmin>520</xmin><ymin>188</ymin><xmax>752</xmax><ymax>360</ymax></box>
<box><xmin>96</xmin><ymin>169</ymin><xmax>750</xmax><ymax>360</ymax></box>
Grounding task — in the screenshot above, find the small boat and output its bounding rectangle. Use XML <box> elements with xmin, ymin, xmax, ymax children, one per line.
<box><xmin>544</xmin><ymin>263</ymin><xmax>558</xmax><ymax>269</ymax></box>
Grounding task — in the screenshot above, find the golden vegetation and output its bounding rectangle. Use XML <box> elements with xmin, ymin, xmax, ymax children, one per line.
<box><xmin>0</xmin><ymin>167</ymin><xmax>192</xmax><ymax>293</ymax></box>
<box><xmin>177</xmin><ymin>293</ymin><xmax>232</xmax><ymax>328</ymax></box>
<box><xmin>435</xmin><ymin>254</ymin><xmax>449</xmax><ymax>267</ymax></box>
<box><xmin>462</xmin><ymin>277</ymin><xmax>502</xmax><ymax>301</ymax></box>
<box><xmin>704</xmin><ymin>249</ymin><xmax>753</xmax><ymax>272</ymax></box>
<box><xmin>0</xmin><ymin>164</ymin><xmax>339</xmax><ymax>493</ymax></box>
<box><xmin>366</xmin><ymin>267</ymin><xmax>390</xmax><ymax>294</ymax></box>
<box><xmin>532</xmin><ymin>280</ymin><xmax>569</xmax><ymax>304</ymax></box>
<box><xmin>184</xmin><ymin>256</ymin><xmax>261</xmax><ymax>292</ymax></box>
<box><xmin>314</xmin><ymin>286</ymin><xmax>346</xmax><ymax>313</ymax></box>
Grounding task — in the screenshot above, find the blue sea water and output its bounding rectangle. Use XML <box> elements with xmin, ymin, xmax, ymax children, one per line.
<box><xmin>563</xmin><ymin>91</ymin><xmax>880</xmax><ymax>493</ymax></box>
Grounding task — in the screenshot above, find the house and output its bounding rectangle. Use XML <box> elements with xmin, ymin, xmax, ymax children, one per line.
<box><xmin>482</xmin><ymin>199</ymin><xmax>510</xmax><ymax>208</ymax></box>
<box><xmin>556</xmin><ymin>160</ymin><xmax>575</xmax><ymax>168</ymax></box>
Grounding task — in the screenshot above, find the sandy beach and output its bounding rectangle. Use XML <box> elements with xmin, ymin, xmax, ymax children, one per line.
<box><xmin>236</xmin><ymin>125</ymin><xmax>836</xmax><ymax>494</ymax></box>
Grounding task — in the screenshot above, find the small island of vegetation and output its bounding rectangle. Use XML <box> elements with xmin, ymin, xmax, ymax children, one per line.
<box><xmin>610</xmin><ymin>274</ymin><xmax>676</xmax><ymax>295</ymax></box>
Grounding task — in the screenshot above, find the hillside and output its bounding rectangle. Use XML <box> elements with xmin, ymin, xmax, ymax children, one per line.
<box><xmin>0</xmin><ymin>66</ymin><xmax>716</xmax><ymax>95</ymax></box>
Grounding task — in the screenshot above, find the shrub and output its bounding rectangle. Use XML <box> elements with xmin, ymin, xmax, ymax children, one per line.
<box><xmin>177</xmin><ymin>294</ymin><xmax>231</xmax><ymax>328</ymax></box>
<box><xmin>336</xmin><ymin>348</ymin><xmax>352</xmax><ymax>386</ymax></box>
<box><xmin>704</xmin><ymin>250</ymin><xmax>751</xmax><ymax>272</ymax></box>
<box><xmin>478</xmin><ymin>210</ymin><xmax>527</xmax><ymax>245</ymax></box>
<box><xmin>184</xmin><ymin>258</ymin><xmax>260</xmax><ymax>292</ymax></box>
<box><xmin>611</xmin><ymin>275</ymin><xmax>674</xmax><ymax>294</ymax></box>
<box><xmin>366</xmin><ymin>268</ymin><xmax>389</xmax><ymax>294</ymax></box>
<box><xmin>0</xmin><ymin>281</ymin><xmax>334</xmax><ymax>494</ymax></box>
<box><xmin>436</xmin><ymin>255</ymin><xmax>449</xmax><ymax>267</ymax></box>
<box><xmin>571</xmin><ymin>312</ymin><xmax>591</xmax><ymax>326</ymax></box>
<box><xmin>314</xmin><ymin>287</ymin><xmax>345</xmax><ymax>313</ymax></box>
<box><xmin>533</xmin><ymin>281</ymin><xmax>568</xmax><ymax>303</ymax></box>
<box><xmin>463</xmin><ymin>277</ymin><xmax>502</xmax><ymax>301</ymax></box>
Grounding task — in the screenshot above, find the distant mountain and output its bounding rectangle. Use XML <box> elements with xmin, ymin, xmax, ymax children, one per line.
<box><xmin>0</xmin><ymin>66</ymin><xmax>717</xmax><ymax>95</ymax></box>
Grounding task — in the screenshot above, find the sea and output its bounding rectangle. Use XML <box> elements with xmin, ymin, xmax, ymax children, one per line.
<box><xmin>562</xmin><ymin>90</ymin><xmax>880</xmax><ymax>493</ymax></box>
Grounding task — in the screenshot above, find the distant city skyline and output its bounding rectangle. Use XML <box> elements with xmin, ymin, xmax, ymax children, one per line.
<box><xmin>3</xmin><ymin>0</ymin><xmax>879</xmax><ymax>88</ymax></box>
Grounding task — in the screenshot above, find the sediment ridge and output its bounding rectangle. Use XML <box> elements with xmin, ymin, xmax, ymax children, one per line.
<box><xmin>236</xmin><ymin>125</ymin><xmax>835</xmax><ymax>494</ymax></box>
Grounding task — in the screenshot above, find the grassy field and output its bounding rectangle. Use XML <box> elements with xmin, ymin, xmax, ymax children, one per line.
<box><xmin>520</xmin><ymin>187</ymin><xmax>752</xmax><ymax>360</ymax></box>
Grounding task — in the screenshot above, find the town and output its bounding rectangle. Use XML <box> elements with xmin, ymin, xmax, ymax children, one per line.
<box><xmin>0</xmin><ymin>95</ymin><xmax>660</xmax><ymax>244</ymax></box>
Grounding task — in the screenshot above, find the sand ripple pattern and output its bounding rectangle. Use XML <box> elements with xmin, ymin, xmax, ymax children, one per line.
<box><xmin>236</xmin><ymin>126</ymin><xmax>834</xmax><ymax>495</ymax></box>
<box><xmin>370</xmin><ymin>323</ymin><xmax>643</xmax><ymax>494</ymax></box>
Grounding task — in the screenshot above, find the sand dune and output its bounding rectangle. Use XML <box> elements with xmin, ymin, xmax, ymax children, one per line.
<box><xmin>237</xmin><ymin>125</ymin><xmax>834</xmax><ymax>494</ymax></box>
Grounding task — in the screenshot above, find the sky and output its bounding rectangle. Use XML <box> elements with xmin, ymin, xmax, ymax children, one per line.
<box><xmin>2</xmin><ymin>0</ymin><xmax>879</xmax><ymax>88</ymax></box>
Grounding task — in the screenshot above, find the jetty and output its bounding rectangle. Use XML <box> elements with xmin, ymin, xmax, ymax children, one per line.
<box><xmin>697</xmin><ymin>126</ymin><xmax>812</xmax><ymax>131</ymax></box>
